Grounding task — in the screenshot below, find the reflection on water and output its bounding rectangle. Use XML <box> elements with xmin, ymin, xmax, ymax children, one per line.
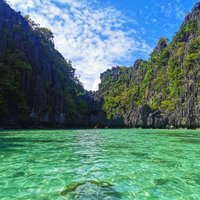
<box><xmin>0</xmin><ymin>129</ymin><xmax>200</xmax><ymax>199</ymax></box>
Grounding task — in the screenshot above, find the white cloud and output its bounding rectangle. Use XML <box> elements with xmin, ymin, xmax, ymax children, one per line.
<box><xmin>8</xmin><ymin>0</ymin><xmax>152</xmax><ymax>90</ymax></box>
<box><xmin>152</xmin><ymin>19</ymin><xmax>157</xmax><ymax>23</ymax></box>
<box><xmin>160</xmin><ymin>1</ymin><xmax>184</xmax><ymax>19</ymax></box>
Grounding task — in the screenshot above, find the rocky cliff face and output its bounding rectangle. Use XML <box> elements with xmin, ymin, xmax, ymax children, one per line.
<box><xmin>99</xmin><ymin>2</ymin><xmax>200</xmax><ymax>128</ymax></box>
<box><xmin>1</xmin><ymin>1</ymin><xmax>200</xmax><ymax>128</ymax></box>
<box><xmin>0</xmin><ymin>0</ymin><xmax>86</xmax><ymax>127</ymax></box>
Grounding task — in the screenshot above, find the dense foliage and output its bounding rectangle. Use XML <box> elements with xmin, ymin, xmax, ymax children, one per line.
<box><xmin>0</xmin><ymin>1</ymin><xmax>87</xmax><ymax>126</ymax></box>
<box><xmin>1</xmin><ymin>0</ymin><xmax>200</xmax><ymax>128</ymax></box>
<box><xmin>99</xmin><ymin>6</ymin><xmax>200</xmax><ymax>126</ymax></box>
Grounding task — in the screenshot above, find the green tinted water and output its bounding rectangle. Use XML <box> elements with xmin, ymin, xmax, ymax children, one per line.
<box><xmin>0</xmin><ymin>129</ymin><xmax>200</xmax><ymax>199</ymax></box>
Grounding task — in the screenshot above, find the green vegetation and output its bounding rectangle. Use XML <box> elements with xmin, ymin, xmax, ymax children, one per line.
<box><xmin>100</xmin><ymin>10</ymin><xmax>200</xmax><ymax>118</ymax></box>
<box><xmin>1</xmin><ymin>0</ymin><xmax>200</xmax><ymax>127</ymax></box>
<box><xmin>0</xmin><ymin>51</ymin><xmax>31</xmax><ymax>120</ymax></box>
<box><xmin>0</xmin><ymin>6</ymin><xmax>87</xmax><ymax>125</ymax></box>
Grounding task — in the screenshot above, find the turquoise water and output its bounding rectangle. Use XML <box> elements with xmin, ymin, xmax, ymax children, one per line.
<box><xmin>0</xmin><ymin>129</ymin><xmax>200</xmax><ymax>199</ymax></box>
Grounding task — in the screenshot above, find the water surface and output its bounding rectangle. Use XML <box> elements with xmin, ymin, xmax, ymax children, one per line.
<box><xmin>0</xmin><ymin>129</ymin><xmax>200</xmax><ymax>199</ymax></box>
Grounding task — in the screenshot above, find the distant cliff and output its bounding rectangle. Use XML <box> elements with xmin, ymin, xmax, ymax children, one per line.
<box><xmin>99</xmin><ymin>2</ymin><xmax>200</xmax><ymax>128</ymax></box>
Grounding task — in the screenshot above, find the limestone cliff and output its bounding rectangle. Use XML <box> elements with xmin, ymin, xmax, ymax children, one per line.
<box><xmin>0</xmin><ymin>0</ymin><xmax>86</xmax><ymax>127</ymax></box>
<box><xmin>1</xmin><ymin>1</ymin><xmax>200</xmax><ymax>129</ymax></box>
<box><xmin>99</xmin><ymin>2</ymin><xmax>200</xmax><ymax>128</ymax></box>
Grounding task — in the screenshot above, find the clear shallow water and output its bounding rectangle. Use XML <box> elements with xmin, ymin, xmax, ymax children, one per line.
<box><xmin>0</xmin><ymin>129</ymin><xmax>200</xmax><ymax>200</ymax></box>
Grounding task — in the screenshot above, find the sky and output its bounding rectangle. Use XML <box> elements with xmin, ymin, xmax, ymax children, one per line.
<box><xmin>8</xmin><ymin>0</ymin><xmax>197</xmax><ymax>90</ymax></box>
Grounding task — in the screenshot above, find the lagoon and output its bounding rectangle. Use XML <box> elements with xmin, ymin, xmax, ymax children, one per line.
<box><xmin>0</xmin><ymin>129</ymin><xmax>200</xmax><ymax>199</ymax></box>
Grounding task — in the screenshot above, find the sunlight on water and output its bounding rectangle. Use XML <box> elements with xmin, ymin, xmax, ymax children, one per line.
<box><xmin>0</xmin><ymin>129</ymin><xmax>200</xmax><ymax>199</ymax></box>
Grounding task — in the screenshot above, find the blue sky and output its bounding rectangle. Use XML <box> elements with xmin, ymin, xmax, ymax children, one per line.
<box><xmin>9</xmin><ymin>0</ymin><xmax>197</xmax><ymax>90</ymax></box>
<box><xmin>107</xmin><ymin>0</ymin><xmax>197</xmax><ymax>61</ymax></box>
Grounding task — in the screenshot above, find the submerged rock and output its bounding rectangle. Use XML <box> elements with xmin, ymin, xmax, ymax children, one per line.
<box><xmin>60</xmin><ymin>180</ymin><xmax>121</xmax><ymax>199</ymax></box>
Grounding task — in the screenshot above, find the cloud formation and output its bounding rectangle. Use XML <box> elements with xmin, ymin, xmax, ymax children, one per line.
<box><xmin>9</xmin><ymin>0</ymin><xmax>152</xmax><ymax>90</ymax></box>
<box><xmin>160</xmin><ymin>1</ymin><xmax>185</xmax><ymax>20</ymax></box>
